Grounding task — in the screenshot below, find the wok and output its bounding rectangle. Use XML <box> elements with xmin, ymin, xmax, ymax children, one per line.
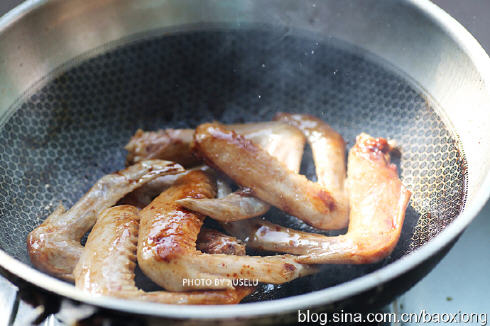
<box><xmin>0</xmin><ymin>0</ymin><xmax>489</xmax><ymax>323</ymax></box>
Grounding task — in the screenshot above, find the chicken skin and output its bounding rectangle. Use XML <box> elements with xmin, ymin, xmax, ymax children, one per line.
<box><xmin>74</xmin><ymin>205</ymin><xmax>252</xmax><ymax>304</ymax></box>
<box><xmin>125</xmin><ymin>129</ymin><xmax>199</xmax><ymax>167</ymax></box>
<box><xmin>275</xmin><ymin>113</ymin><xmax>349</xmax><ymax>227</ymax></box>
<box><xmin>27</xmin><ymin>160</ymin><xmax>184</xmax><ymax>281</ymax></box>
<box><xmin>137</xmin><ymin>170</ymin><xmax>315</xmax><ymax>291</ymax></box>
<box><xmin>176</xmin><ymin>122</ymin><xmax>305</xmax><ymax>222</ymax></box>
<box><xmin>197</xmin><ymin>228</ymin><xmax>246</xmax><ymax>256</ymax></box>
<box><xmin>223</xmin><ymin>134</ymin><xmax>411</xmax><ymax>264</ymax></box>
<box><xmin>192</xmin><ymin>123</ymin><xmax>347</xmax><ymax>230</ymax></box>
<box><xmin>128</xmin><ymin>122</ymin><xmax>306</xmax><ymax>221</ymax></box>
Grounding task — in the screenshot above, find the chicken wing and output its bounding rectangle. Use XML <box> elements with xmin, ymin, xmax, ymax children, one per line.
<box><xmin>229</xmin><ymin>122</ymin><xmax>306</xmax><ymax>174</ymax></box>
<box><xmin>128</xmin><ymin>122</ymin><xmax>306</xmax><ymax>221</ymax></box>
<box><xmin>180</xmin><ymin>114</ymin><xmax>348</xmax><ymax>225</ymax></box>
<box><xmin>74</xmin><ymin>205</ymin><xmax>252</xmax><ymax>304</ymax></box>
<box><xmin>177</xmin><ymin>189</ymin><xmax>269</xmax><ymax>223</ymax></box>
<box><xmin>274</xmin><ymin>113</ymin><xmax>348</xmax><ymax>224</ymax></box>
<box><xmin>192</xmin><ymin>123</ymin><xmax>347</xmax><ymax>229</ymax></box>
<box><xmin>125</xmin><ymin>122</ymin><xmax>303</xmax><ymax>168</ymax></box>
<box><xmin>137</xmin><ymin>170</ymin><xmax>315</xmax><ymax>291</ymax></box>
<box><xmin>27</xmin><ymin>160</ymin><xmax>184</xmax><ymax>281</ymax></box>
<box><xmin>118</xmin><ymin>166</ymin><xmax>213</xmax><ymax>208</ymax></box>
<box><xmin>125</xmin><ymin>129</ymin><xmax>199</xmax><ymax>167</ymax></box>
<box><xmin>197</xmin><ymin>228</ymin><xmax>246</xmax><ymax>256</ymax></box>
<box><xmin>223</xmin><ymin>134</ymin><xmax>411</xmax><ymax>264</ymax></box>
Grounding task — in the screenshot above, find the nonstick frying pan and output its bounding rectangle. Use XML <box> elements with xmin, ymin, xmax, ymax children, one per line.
<box><xmin>0</xmin><ymin>0</ymin><xmax>489</xmax><ymax>324</ymax></box>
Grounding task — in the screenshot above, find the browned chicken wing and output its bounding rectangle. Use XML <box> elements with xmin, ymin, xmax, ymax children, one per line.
<box><xmin>197</xmin><ymin>228</ymin><xmax>246</xmax><ymax>256</ymax></box>
<box><xmin>118</xmin><ymin>166</ymin><xmax>213</xmax><ymax>208</ymax></box>
<box><xmin>223</xmin><ymin>134</ymin><xmax>411</xmax><ymax>264</ymax></box>
<box><xmin>127</xmin><ymin>122</ymin><xmax>306</xmax><ymax>221</ymax></box>
<box><xmin>275</xmin><ymin>113</ymin><xmax>349</xmax><ymax>225</ymax></box>
<box><xmin>117</xmin><ymin>166</ymin><xmax>253</xmax><ymax>254</ymax></box>
<box><xmin>137</xmin><ymin>170</ymin><xmax>315</xmax><ymax>291</ymax></box>
<box><xmin>192</xmin><ymin>123</ymin><xmax>347</xmax><ymax>229</ymax></box>
<box><xmin>27</xmin><ymin>160</ymin><xmax>184</xmax><ymax>281</ymax></box>
<box><xmin>125</xmin><ymin>129</ymin><xmax>199</xmax><ymax>167</ymax></box>
<box><xmin>178</xmin><ymin>190</ymin><xmax>269</xmax><ymax>223</ymax></box>
<box><xmin>125</xmin><ymin>122</ymin><xmax>303</xmax><ymax>168</ymax></box>
<box><xmin>180</xmin><ymin>114</ymin><xmax>347</xmax><ymax>226</ymax></box>
<box><xmin>74</xmin><ymin>205</ymin><xmax>252</xmax><ymax>304</ymax></box>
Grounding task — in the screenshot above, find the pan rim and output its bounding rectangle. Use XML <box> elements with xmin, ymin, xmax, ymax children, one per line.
<box><xmin>0</xmin><ymin>0</ymin><xmax>489</xmax><ymax>319</ymax></box>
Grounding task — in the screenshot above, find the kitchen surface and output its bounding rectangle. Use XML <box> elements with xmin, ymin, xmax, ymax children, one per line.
<box><xmin>0</xmin><ymin>1</ymin><xmax>489</xmax><ymax>325</ymax></box>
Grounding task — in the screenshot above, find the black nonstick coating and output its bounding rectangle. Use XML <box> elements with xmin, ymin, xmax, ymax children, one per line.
<box><xmin>0</xmin><ymin>29</ymin><xmax>466</xmax><ymax>302</ymax></box>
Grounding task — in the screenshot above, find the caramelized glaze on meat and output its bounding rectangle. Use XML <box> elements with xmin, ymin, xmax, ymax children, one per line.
<box><xmin>74</xmin><ymin>205</ymin><xmax>252</xmax><ymax>304</ymax></box>
<box><xmin>177</xmin><ymin>121</ymin><xmax>305</xmax><ymax>222</ymax></box>
<box><xmin>128</xmin><ymin>122</ymin><xmax>306</xmax><ymax>222</ymax></box>
<box><xmin>137</xmin><ymin>170</ymin><xmax>315</xmax><ymax>291</ymax></box>
<box><xmin>192</xmin><ymin>123</ymin><xmax>346</xmax><ymax>229</ymax></box>
<box><xmin>224</xmin><ymin>133</ymin><xmax>411</xmax><ymax>264</ymax></box>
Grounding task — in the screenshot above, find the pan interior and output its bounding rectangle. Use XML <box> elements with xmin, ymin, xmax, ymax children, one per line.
<box><xmin>0</xmin><ymin>28</ymin><xmax>466</xmax><ymax>301</ymax></box>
